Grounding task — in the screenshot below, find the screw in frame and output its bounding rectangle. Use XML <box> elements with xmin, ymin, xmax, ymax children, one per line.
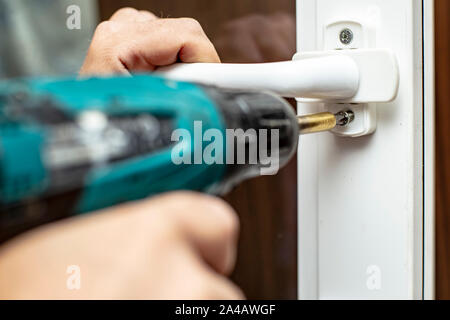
<box><xmin>339</xmin><ymin>28</ymin><xmax>354</xmax><ymax>45</ymax></box>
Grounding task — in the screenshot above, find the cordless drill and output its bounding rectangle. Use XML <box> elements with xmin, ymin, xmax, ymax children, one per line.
<box><xmin>0</xmin><ymin>75</ymin><xmax>350</xmax><ymax>242</ymax></box>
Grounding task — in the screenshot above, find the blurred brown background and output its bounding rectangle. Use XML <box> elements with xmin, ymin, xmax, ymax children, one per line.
<box><xmin>99</xmin><ymin>0</ymin><xmax>449</xmax><ymax>300</ymax></box>
<box><xmin>435</xmin><ymin>0</ymin><xmax>450</xmax><ymax>300</ymax></box>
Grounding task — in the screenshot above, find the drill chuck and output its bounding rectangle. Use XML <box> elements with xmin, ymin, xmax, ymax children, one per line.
<box><xmin>201</xmin><ymin>87</ymin><xmax>299</xmax><ymax>194</ymax></box>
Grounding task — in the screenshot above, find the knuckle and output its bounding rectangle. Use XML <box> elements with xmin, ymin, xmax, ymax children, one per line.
<box><xmin>139</xmin><ymin>10</ymin><xmax>156</xmax><ymax>17</ymax></box>
<box><xmin>204</xmin><ymin>198</ymin><xmax>239</xmax><ymax>239</ymax></box>
<box><xmin>114</xmin><ymin>7</ymin><xmax>139</xmax><ymax>17</ymax></box>
<box><xmin>132</xmin><ymin>197</ymin><xmax>177</xmax><ymax>231</ymax></box>
<box><xmin>162</xmin><ymin>192</ymin><xmax>238</xmax><ymax>233</ymax></box>
<box><xmin>88</xmin><ymin>22</ymin><xmax>120</xmax><ymax>60</ymax></box>
<box><xmin>143</xmin><ymin>192</ymin><xmax>239</xmax><ymax>240</ymax></box>
<box><xmin>218</xmin><ymin>210</ymin><xmax>239</xmax><ymax>241</ymax></box>
<box><xmin>179</xmin><ymin>17</ymin><xmax>203</xmax><ymax>33</ymax></box>
<box><xmin>94</xmin><ymin>21</ymin><xmax>116</xmax><ymax>35</ymax></box>
<box><xmin>137</xmin><ymin>204</ymin><xmax>179</xmax><ymax>240</ymax></box>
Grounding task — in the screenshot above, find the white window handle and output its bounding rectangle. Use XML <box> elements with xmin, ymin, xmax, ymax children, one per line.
<box><xmin>156</xmin><ymin>48</ymin><xmax>399</xmax><ymax>103</ymax></box>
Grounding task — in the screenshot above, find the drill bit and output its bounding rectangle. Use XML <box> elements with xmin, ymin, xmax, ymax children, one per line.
<box><xmin>297</xmin><ymin>110</ymin><xmax>355</xmax><ymax>135</ymax></box>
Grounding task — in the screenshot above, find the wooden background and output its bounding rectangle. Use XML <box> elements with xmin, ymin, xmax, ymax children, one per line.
<box><xmin>98</xmin><ymin>0</ymin><xmax>450</xmax><ymax>299</ymax></box>
<box><xmin>435</xmin><ymin>0</ymin><xmax>450</xmax><ymax>300</ymax></box>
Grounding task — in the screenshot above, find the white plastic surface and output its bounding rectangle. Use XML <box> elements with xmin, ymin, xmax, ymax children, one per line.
<box><xmin>297</xmin><ymin>0</ymin><xmax>429</xmax><ymax>300</ymax></box>
<box><xmin>157</xmin><ymin>49</ymin><xmax>398</xmax><ymax>104</ymax></box>
<box><xmin>320</xmin><ymin>17</ymin><xmax>378</xmax><ymax>137</ymax></box>
<box><xmin>156</xmin><ymin>57</ymin><xmax>359</xmax><ymax>99</ymax></box>
<box><xmin>294</xmin><ymin>49</ymin><xmax>399</xmax><ymax>103</ymax></box>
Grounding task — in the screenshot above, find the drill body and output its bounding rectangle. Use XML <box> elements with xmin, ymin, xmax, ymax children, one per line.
<box><xmin>0</xmin><ymin>75</ymin><xmax>298</xmax><ymax>242</ymax></box>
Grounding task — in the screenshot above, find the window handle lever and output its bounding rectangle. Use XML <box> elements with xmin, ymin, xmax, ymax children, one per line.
<box><xmin>156</xmin><ymin>48</ymin><xmax>399</xmax><ymax>104</ymax></box>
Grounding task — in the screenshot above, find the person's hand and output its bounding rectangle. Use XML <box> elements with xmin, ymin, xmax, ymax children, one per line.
<box><xmin>213</xmin><ymin>13</ymin><xmax>296</xmax><ymax>63</ymax></box>
<box><xmin>80</xmin><ymin>8</ymin><xmax>220</xmax><ymax>76</ymax></box>
<box><xmin>0</xmin><ymin>192</ymin><xmax>243</xmax><ymax>300</ymax></box>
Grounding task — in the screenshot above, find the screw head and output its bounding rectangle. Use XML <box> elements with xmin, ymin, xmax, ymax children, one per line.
<box><xmin>335</xmin><ymin>110</ymin><xmax>355</xmax><ymax>127</ymax></box>
<box><xmin>339</xmin><ymin>28</ymin><xmax>353</xmax><ymax>45</ymax></box>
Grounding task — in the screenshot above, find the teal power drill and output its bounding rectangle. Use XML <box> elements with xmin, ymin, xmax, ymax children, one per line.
<box><xmin>0</xmin><ymin>75</ymin><xmax>300</xmax><ymax>242</ymax></box>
